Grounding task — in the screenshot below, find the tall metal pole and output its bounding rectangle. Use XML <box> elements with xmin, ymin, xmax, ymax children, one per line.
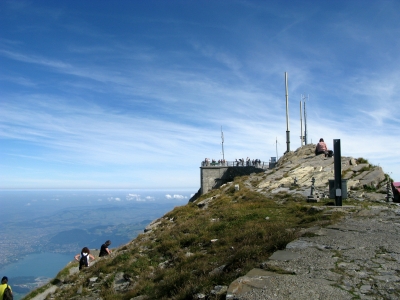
<box><xmin>285</xmin><ymin>72</ymin><xmax>290</xmax><ymax>153</ymax></box>
<box><xmin>221</xmin><ymin>126</ymin><xmax>225</xmax><ymax>160</ymax></box>
<box><xmin>302</xmin><ymin>94</ymin><xmax>308</xmax><ymax>145</ymax></box>
<box><xmin>300</xmin><ymin>100</ymin><xmax>303</xmax><ymax>146</ymax></box>
<box><xmin>333</xmin><ymin>139</ymin><xmax>342</xmax><ymax>206</ymax></box>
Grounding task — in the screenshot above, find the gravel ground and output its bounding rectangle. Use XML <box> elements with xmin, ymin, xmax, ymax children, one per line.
<box><xmin>227</xmin><ymin>204</ymin><xmax>400</xmax><ymax>300</ymax></box>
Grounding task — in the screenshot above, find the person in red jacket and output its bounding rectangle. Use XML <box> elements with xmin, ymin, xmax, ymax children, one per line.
<box><xmin>315</xmin><ymin>138</ymin><xmax>329</xmax><ymax>156</ymax></box>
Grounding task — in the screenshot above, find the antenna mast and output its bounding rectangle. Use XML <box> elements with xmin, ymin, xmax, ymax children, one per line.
<box><xmin>285</xmin><ymin>72</ymin><xmax>290</xmax><ymax>153</ymax></box>
<box><xmin>221</xmin><ymin>126</ymin><xmax>225</xmax><ymax>160</ymax></box>
<box><xmin>301</xmin><ymin>94</ymin><xmax>309</xmax><ymax>145</ymax></box>
<box><xmin>300</xmin><ymin>100</ymin><xmax>303</xmax><ymax>146</ymax></box>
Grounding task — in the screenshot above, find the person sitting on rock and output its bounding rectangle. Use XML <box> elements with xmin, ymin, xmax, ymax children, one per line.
<box><xmin>315</xmin><ymin>138</ymin><xmax>329</xmax><ymax>156</ymax></box>
<box><xmin>99</xmin><ymin>240</ymin><xmax>112</xmax><ymax>257</ymax></box>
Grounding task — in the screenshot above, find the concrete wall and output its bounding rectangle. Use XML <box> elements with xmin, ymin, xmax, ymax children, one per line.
<box><xmin>200</xmin><ymin>166</ymin><xmax>265</xmax><ymax>195</ymax></box>
<box><xmin>200</xmin><ymin>166</ymin><xmax>229</xmax><ymax>195</ymax></box>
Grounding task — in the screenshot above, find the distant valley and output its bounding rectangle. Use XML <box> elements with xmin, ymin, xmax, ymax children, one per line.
<box><xmin>0</xmin><ymin>189</ymin><xmax>190</xmax><ymax>299</ymax></box>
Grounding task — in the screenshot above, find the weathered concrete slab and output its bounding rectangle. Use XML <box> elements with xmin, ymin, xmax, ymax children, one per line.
<box><xmin>227</xmin><ymin>204</ymin><xmax>400</xmax><ymax>300</ymax></box>
<box><xmin>269</xmin><ymin>250</ymin><xmax>301</xmax><ymax>261</ymax></box>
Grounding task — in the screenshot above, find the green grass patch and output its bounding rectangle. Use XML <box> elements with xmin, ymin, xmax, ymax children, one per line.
<box><xmin>37</xmin><ymin>174</ymin><xmax>347</xmax><ymax>300</ymax></box>
<box><xmin>357</xmin><ymin>157</ymin><xmax>369</xmax><ymax>164</ymax></box>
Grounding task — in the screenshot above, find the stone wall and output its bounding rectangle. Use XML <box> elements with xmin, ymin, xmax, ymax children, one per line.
<box><xmin>200</xmin><ymin>166</ymin><xmax>265</xmax><ymax>195</ymax></box>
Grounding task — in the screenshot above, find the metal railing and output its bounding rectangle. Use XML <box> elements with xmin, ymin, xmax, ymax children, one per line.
<box><xmin>201</xmin><ymin>160</ymin><xmax>269</xmax><ymax>169</ymax></box>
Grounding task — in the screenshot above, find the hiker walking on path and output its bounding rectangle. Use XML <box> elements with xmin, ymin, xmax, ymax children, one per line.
<box><xmin>75</xmin><ymin>247</ymin><xmax>95</xmax><ymax>270</ymax></box>
<box><xmin>99</xmin><ymin>240</ymin><xmax>112</xmax><ymax>257</ymax></box>
<box><xmin>0</xmin><ymin>276</ymin><xmax>13</xmax><ymax>300</ymax></box>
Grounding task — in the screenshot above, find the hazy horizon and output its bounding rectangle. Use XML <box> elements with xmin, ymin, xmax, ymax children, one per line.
<box><xmin>1</xmin><ymin>0</ymin><xmax>399</xmax><ymax>189</ymax></box>
<box><xmin>0</xmin><ymin>188</ymin><xmax>189</xmax><ymax>299</ymax></box>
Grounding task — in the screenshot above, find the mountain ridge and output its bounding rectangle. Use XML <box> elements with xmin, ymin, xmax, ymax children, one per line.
<box><xmin>23</xmin><ymin>144</ymin><xmax>394</xmax><ymax>300</ymax></box>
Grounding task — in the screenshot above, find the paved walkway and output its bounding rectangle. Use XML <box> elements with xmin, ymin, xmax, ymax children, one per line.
<box><xmin>30</xmin><ymin>285</ymin><xmax>58</xmax><ymax>300</ymax></box>
<box><xmin>227</xmin><ymin>204</ymin><xmax>400</xmax><ymax>300</ymax></box>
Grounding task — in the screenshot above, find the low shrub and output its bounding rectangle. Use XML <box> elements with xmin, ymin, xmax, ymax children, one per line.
<box><xmin>357</xmin><ymin>157</ymin><xmax>369</xmax><ymax>164</ymax></box>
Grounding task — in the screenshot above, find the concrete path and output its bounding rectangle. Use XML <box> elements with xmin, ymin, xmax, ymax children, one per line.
<box><xmin>30</xmin><ymin>285</ymin><xmax>58</xmax><ymax>300</ymax></box>
<box><xmin>227</xmin><ymin>204</ymin><xmax>400</xmax><ymax>300</ymax></box>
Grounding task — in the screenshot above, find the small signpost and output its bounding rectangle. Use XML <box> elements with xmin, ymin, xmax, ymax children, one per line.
<box><xmin>333</xmin><ymin>139</ymin><xmax>342</xmax><ymax>206</ymax></box>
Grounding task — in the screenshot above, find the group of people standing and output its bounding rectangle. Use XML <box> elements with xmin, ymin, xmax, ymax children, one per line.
<box><xmin>74</xmin><ymin>240</ymin><xmax>112</xmax><ymax>270</ymax></box>
<box><xmin>202</xmin><ymin>158</ymin><xmax>226</xmax><ymax>166</ymax></box>
<box><xmin>235</xmin><ymin>157</ymin><xmax>261</xmax><ymax>167</ymax></box>
<box><xmin>202</xmin><ymin>157</ymin><xmax>263</xmax><ymax>167</ymax></box>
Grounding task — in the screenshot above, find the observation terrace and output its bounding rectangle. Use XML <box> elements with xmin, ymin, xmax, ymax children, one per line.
<box><xmin>201</xmin><ymin>160</ymin><xmax>269</xmax><ymax>168</ymax></box>
<box><xmin>198</xmin><ymin>159</ymin><xmax>275</xmax><ymax>197</ymax></box>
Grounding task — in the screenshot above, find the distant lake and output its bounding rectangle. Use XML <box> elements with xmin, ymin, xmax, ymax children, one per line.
<box><xmin>0</xmin><ymin>252</ymin><xmax>74</xmax><ymax>277</ymax></box>
<box><xmin>0</xmin><ymin>189</ymin><xmax>193</xmax><ymax>300</ymax></box>
<box><xmin>0</xmin><ymin>252</ymin><xmax>75</xmax><ymax>300</ymax></box>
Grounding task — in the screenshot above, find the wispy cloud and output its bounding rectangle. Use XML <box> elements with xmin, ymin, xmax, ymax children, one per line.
<box><xmin>165</xmin><ymin>194</ymin><xmax>187</xmax><ymax>200</ymax></box>
<box><xmin>1</xmin><ymin>1</ymin><xmax>399</xmax><ymax>188</ymax></box>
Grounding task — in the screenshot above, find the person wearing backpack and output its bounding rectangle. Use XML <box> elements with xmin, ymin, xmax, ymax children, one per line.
<box><xmin>99</xmin><ymin>240</ymin><xmax>112</xmax><ymax>257</ymax></box>
<box><xmin>0</xmin><ymin>276</ymin><xmax>13</xmax><ymax>300</ymax></box>
<box><xmin>74</xmin><ymin>247</ymin><xmax>95</xmax><ymax>270</ymax></box>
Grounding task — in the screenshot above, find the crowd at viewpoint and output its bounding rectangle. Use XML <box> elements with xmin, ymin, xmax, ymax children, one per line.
<box><xmin>202</xmin><ymin>157</ymin><xmax>262</xmax><ymax>167</ymax></box>
<box><xmin>202</xmin><ymin>158</ymin><xmax>227</xmax><ymax>166</ymax></box>
<box><xmin>202</xmin><ymin>138</ymin><xmax>333</xmax><ymax>169</ymax></box>
<box><xmin>235</xmin><ymin>157</ymin><xmax>262</xmax><ymax>167</ymax></box>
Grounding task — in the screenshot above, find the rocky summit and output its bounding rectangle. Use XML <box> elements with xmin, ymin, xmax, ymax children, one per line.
<box><xmin>24</xmin><ymin>144</ymin><xmax>397</xmax><ymax>300</ymax></box>
<box><xmin>258</xmin><ymin>143</ymin><xmax>388</xmax><ymax>202</ymax></box>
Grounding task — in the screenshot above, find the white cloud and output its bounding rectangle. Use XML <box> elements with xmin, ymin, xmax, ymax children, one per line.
<box><xmin>165</xmin><ymin>194</ymin><xmax>186</xmax><ymax>200</ymax></box>
<box><xmin>1</xmin><ymin>1</ymin><xmax>400</xmax><ymax>188</ymax></box>
<box><xmin>126</xmin><ymin>194</ymin><xmax>141</xmax><ymax>201</ymax></box>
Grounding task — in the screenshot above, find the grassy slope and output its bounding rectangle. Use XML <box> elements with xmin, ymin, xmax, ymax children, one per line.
<box><xmin>23</xmin><ymin>175</ymin><xmax>345</xmax><ymax>300</ymax></box>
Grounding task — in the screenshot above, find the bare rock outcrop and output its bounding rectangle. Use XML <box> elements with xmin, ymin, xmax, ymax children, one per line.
<box><xmin>257</xmin><ymin>144</ymin><xmax>388</xmax><ymax>202</ymax></box>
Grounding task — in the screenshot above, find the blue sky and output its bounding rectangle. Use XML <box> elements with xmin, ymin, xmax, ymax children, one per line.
<box><xmin>1</xmin><ymin>0</ymin><xmax>400</xmax><ymax>189</ymax></box>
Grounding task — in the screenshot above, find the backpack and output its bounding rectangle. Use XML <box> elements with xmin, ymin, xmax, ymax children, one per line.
<box><xmin>79</xmin><ymin>254</ymin><xmax>89</xmax><ymax>270</ymax></box>
<box><xmin>3</xmin><ymin>285</ymin><xmax>13</xmax><ymax>300</ymax></box>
